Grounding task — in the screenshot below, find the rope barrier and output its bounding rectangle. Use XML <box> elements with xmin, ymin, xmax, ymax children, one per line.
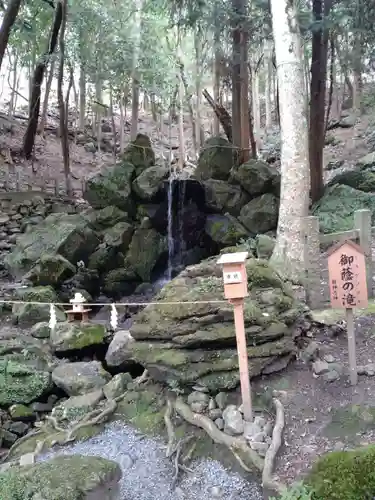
<box><xmin>0</xmin><ymin>299</ymin><xmax>227</xmax><ymax>307</ymax></box>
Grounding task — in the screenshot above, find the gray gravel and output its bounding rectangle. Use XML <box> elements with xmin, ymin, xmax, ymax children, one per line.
<box><xmin>39</xmin><ymin>421</ymin><xmax>263</xmax><ymax>500</ymax></box>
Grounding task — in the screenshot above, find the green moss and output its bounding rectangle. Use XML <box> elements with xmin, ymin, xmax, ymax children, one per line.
<box><xmin>307</xmin><ymin>446</ymin><xmax>375</xmax><ymax>500</ymax></box>
<box><xmin>115</xmin><ymin>388</ymin><xmax>164</xmax><ymax>435</ymax></box>
<box><xmin>245</xmin><ymin>259</ymin><xmax>284</xmax><ymax>288</ymax></box>
<box><xmin>9</xmin><ymin>404</ymin><xmax>34</xmax><ymax>420</ymax></box>
<box><xmin>69</xmin><ymin>323</ymin><xmax>106</xmax><ymax>350</ymax></box>
<box><xmin>0</xmin><ymin>454</ymin><xmax>121</xmax><ymax>500</ymax></box>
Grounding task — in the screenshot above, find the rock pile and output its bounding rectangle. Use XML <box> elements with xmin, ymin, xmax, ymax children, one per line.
<box><xmin>107</xmin><ymin>256</ymin><xmax>311</xmax><ymax>392</ymax></box>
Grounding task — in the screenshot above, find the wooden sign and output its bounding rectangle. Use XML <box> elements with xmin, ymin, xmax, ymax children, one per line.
<box><xmin>327</xmin><ymin>239</ymin><xmax>368</xmax><ymax>385</ymax></box>
<box><xmin>327</xmin><ymin>239</ymin><xmax>368</xmax><ymax>310</ymax></box>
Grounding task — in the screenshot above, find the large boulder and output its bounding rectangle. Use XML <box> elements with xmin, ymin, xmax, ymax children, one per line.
<box><xmin>52</xmin><ymin>361</ymin><xmax>111</xmax><ymax>396</ymax></box>
<box><xmin>49</xmin><ymin>322</ymin><xmax>107</xmax><ymax>353</ymax></box>
<box><xmin>103</xmin><ymin>222</ymin><xmax>134</xmax><ymax>251</ymax></box>
<box><xmin>124</xmin><ymin>220</ymin><xmax>167</xmax><ymax>281</ymax></box>
<box><xmin>0</xmin><ymin>455</ymin><xmax>122</xmax><ymax>500</ymax></box>
<box><xmin>132</xmin><ymin>164</ymin><xmax>169</xmax><ymax>200</ymax></box>
<box><xmin>11</xmin><ymin>286</ymin><xmax>66</xmax><ymax>327</ymax></box>
<box><xmin>205</xmin><ymin>213</ymin><xmax>249</xmax><ymax>247</ymax></box>
<box><xmin>230</xmin><ymin>159</ymin><xmax>280</xmax><ymax>197</ymax></box>
<box><xmin>202</xmin><ymin>179</ymin><xmax>250</xmax><ymax>216</ymax></box>
<box><xmin>83</xmin><ymin>162</ymin><xmax>135</xmax><ymax>211</ymax></box>
<box><xmin>312</xmin><ymin>184</ymin><xmax>375</xmax><ymax>233</ymax></box>
<box><xmin>125</xmin><ymin>257</ymin><xmax>309</xmax><ymax>391</ymax></box>
<box><xmin>4</xmin><ymin>213</ymin><xmax>99</xmax><ymax>278</ymax></box>
<box><xmin>0</xmin><ymin>335</ymin><xmax>53</xmax><ymax>406</ymax></box>
<box><xmin>238</xmin><ymin>194</ymin><xmax>279</xmax><ymax>234</ymax></box>
<box><xmin>23</xmin><ymin>254</ymin><xmax>76</xmax><ymax>287</ymax></box>
<box><xmin>83</xmin><ymin>206</ymin><xmax>130</xmax><ymax>232</ymax></box>
<box><xmin>195</xmin><ymin>137</ymin><xmax>237</xmax><ymax>181</ymax></box>
<box><xmin>122</xmin><ymin>133</ymin><xmax>155</xmax><ymax>175</ymax></box>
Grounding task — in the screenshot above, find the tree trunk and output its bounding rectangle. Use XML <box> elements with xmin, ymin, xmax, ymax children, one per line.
<box><xmin>57</xmin><ymin>0</ymin><xmax>72</xmax><ymax>196</ymax></box>
<box><xmin>79</xmin><ymin>66</ymin><xmax>86</xmax><ymax>130</ymax></box>
<box><xmin>119</xmin><ymin>92</ymin><xmax>125</xmax><ymax>154</ymax></box>
<box><xmin>251</xmin><ymin>60</ymin><xmax>261</xmax><ymax>146</ymax></box>
<box><xmin>23</xmin><ymin>1</ymin><xmax>63</xmax><ymax>158</ymax></box>
<box><xmin>39</xmin><ymin>55</ymin><xmax>56</xmax><ymax>136</ymax></box>
<box><xmin>232</xmin><ymin>0</ymin><xmax>250</xmax><ymax>162</ymax></box>
<box><xmin>178</xmin><ymin>77</ymin><xmax>185</xmax><ymax>170</ymax></box>
<box><xmin>130</xmin><ymin>0</ymin><xmax>144</xmax><ymax>140</ymax></box>
<box><xmin>8</xmin><ymin>51</ymin><xmax>18</xmax><ymax>117</ymax></box>
<box><xmin>0</xmin><ymin>0</ymin><xmax>23</xmax><ymax>72</ymax></box>
<box><xmin>325</xmin><ymin>34</ymin><xmax>334</xmax><ymax>132</ymax></box>
<box><xmin>270</xmin><ymin>0</ymin><xmax>310</xmax><ymax>280</ymax></box>
<box><xmin>309</xmin><ymin>0</ymin><xmax>331</xmax><ymax>203</ymax></box>
<box><xmin>194</xmin><ymin>30</ymin><xmax>203</xmax><ymax>151</ymax></box>
<box><xmin>265</xmin><ymin>41</ymin><xmax>273</xmax><ymax>130</ymax></box>
<box><xmin>109</xmin><ymin>84</ymin><xmax>117</xmax><ymax>159</ymax></box>
<box><xmin>213</xmin><ymin>1</ymin><xmax>221</xmax><ymax>136</ymax></box>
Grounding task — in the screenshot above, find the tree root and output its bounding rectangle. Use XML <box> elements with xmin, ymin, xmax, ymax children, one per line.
<box><xmin>262</xmin><ymin>398</ymin><xmax>285</xmax><ymax>493</ymax></box>
<box><xmin>173</xmin><ymin>396</ymin><xmax>287</xmax><ymax>494</ymax></box>
<box><xmin>164</xmin><ymin>398</ymin><xmax>176</xmax><ymax>458</ymax></box>
<box><xmin>170</xmin><ymin>436</ymin><xmax>194</xmax><ymax>490</ymax></box>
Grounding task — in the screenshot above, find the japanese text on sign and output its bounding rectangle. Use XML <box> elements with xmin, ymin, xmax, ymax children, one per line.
<box><xmin>327</xmin><ymin>241</ymin><xmax>368</xmax><ymax>310</ymax></box>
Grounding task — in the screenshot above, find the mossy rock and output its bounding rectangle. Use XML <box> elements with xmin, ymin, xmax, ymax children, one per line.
<box><xmin>328</xmin><ymin>169</ymin><xmax>375</xmax><ymax>193</ymax></box>
<box><xmin>0</xmin><ymin>359</ymin><xmax>52</xmax><ymax>406</ymax></box>
<box><xmin>83</xmin><ymin>205</ymin><xmax>130</xmax><ymax>231</ymax></box>
<box><xmin>132</xmin><ymin>164</ymin><xmax>169</xmax><ymax>200</ymax></box>
<box><xmin>195</xmin><ymin>136</ymin><xmax>238</xmax><ymax>181</ymax></box>
<box><xmin>102</xmin><ymin>267</ymin><xmax>139</xmax><ymax>297</ymax></box>
<box><xmin>202</xmin><ymin>179</ymin><xmax>250</xmax><ymax>216</ymax></box>
<box><xmin>205</xmin><ymin>213</ymin><xmax>250</xmax><ymax>246</ymax></box>
<box><xmin>24</xmin><ymin>254</ymin><xmax>76</xmax><ymax>287</ymax></box>
<box><xmin>306</xmin><ymin>445</ymin><xmax>375</xmax><ymax>500</ymax></box>
<box><xmin>49</xmin><ymin>322</ymin><xmax>107</xmax><ymax>353</ymax></box>
<box><xmin>122</xmin><ymin>133</ymin><xmax>155</xmax><ymax>175</ymax></box>
<box><xmin>312</xmin><ymin>184</ymin><xmax>375</xmax><ymax>233</ymax></box>
<box><xmin>9</xmin><ymin>404</ymin><xmax>35</xmax><ymax>421</ymax></box>
<box><xmin>230</xmin><ymin>158</ymin><xmax>280</xmax><ymax>197</ymax></box>
<box><xmin>11</xmin><ymin>286</ymin><xmax>66</xmax><ymax>327</ymax></box>
<box><xmin>4</xmin><ymin>213</ymin><xmax>99</xmax><ymax>278</ymax></box>
<box><xmin>0</xmin><ymin>454</ymin><xmax>122</xmax><ymax>500</ymax></box>
<box><xmin>83</xmin><ymin>161</ymin><xmax>136</xmax><ymax>211</ymax></box>
<box><xmin>238</xmin><ymin>193</ymin><xmax>279</xmax><ymax>234</ymax></box>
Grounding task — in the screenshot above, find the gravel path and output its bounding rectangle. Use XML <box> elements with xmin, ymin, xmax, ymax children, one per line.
<box><xmin>39</xmin><ymin>422</ymin><xmax>263</xmax><ymax>500</ymax></box>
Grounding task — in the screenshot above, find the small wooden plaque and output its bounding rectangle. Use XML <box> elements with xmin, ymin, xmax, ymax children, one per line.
<box><xmin>327</xmin><ymin>239</ymin><xmax>368</xmax><ymax>309</ymax></box>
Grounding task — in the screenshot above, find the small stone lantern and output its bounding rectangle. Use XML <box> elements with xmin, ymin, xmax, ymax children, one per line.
<box><xmin>66</xmin><ymin>292</ymin><xmax>91</xmax><ymax>323</ymax></box>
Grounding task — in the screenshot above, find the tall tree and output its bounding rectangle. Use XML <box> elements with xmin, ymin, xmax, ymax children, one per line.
<box><xmin>22</xmin><ymin>1</ymin><xmax>63</xmax><ymax>158</ymax></box>
<box><xmin>270</xmin><ymin>0</ymin><xmax>310</xmax><ymax>280</ymax></box>
<box><xmin>309</xmin><ymin>0</ymin><xmax>332</xmax><ymax>203</ymax></box>
<box><xmin>0</xmin><ymin>0</ymin><xmax>23</xmax><ymax>72</ymax></box>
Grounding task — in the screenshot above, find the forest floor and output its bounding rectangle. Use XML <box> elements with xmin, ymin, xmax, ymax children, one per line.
<box><xmin>254</xmin><ymin>306</ymin><xmax>375</xmax><ymax>486</ymax></box>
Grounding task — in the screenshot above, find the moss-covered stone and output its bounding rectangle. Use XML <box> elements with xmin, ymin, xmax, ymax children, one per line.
<box><xmin>125</xmin><ymin>224</ymin><xmax>167</xmax><ymax>281</ymax></box>
<box><xmin>83</xmin><ymin>162</ymin><xmax>135</xmax><ymax>211</ymax></box>
<box><xmin>49</xmin><ymin>322</ymin><xmax>107</xmax><ymax>353</ymax></box>
<box><xmin>24</xmin><ymin>254</ymin><xmax>76</xmax><ymax>287</ymax></box>
<box><xmin>195</xmin><ymin>136</ymin><xmax>238</xmax><ymax>181</ymax></box>
<box><xmin>52</xmin><ymin>361</ymin><xmax>111</xmax><ymax>396</ymax></box>
<box><xmin>328</xmin><ymin>169</ymin><xmax>375</xmax><ymax>192</ymax></box>
<box><xmin>122</xmin><ymin>133</ymin><xmax>155</xmax><ymax>175</ymax></box>
<box><xmin>102</xmin><ymin>266</ymin><xmax>138</xmax><ymax>297</ymax></box>
<box><xmin>230</xmin><ymin>159</ymin><xmax>280</xmax><ymax>197</ymax></box>
<box><xmin>255</xmin><ymin>234</ymin><xmax>275</xmax><ymax>259</ymax></box>
<box><xmin>238</xmin><ymin>194</ymin><xmax>279</xmax><ymax>234</ymax></box>
<box><xmin>9</xmin><ymin>404</ymin><xmax>35</xmax><ymax>421</ymax></box>
<box><xmin>205</xmin><ymin>213</ymin><xmax>249</xmax><ymax>246</ymax></box>
<box><xmin>83</xmin><ymin>205</ymin><xmax>130</xmax><ymax>231</ymax></box>
<box><xmin>312</xmin><ymin>184</ymin><xmax>375</xmax><ymax>233</ymax></box>
<box><xmin>0</xmin><ymin>455</ymin><xmax>122</xmax><ymax>500</ymax></box>
<box><xmin>126</xmin><ymin>256</ymin><xmax>307</xmax><ymax>390</ymax></box>
<box><xmin>322</xmin><ymin>404</ymin><xmax>375</xmax><ymax>442</ymax></box>
<box><xmin>103</xmin><ymin>221</ymin><xmax>134</xmax><ymax>251</ymax></box>
<box><xmin>132</xmin><ymin>164</ymin><xmax>169</xmax><ymax>200</ymax></box>
<box><xmin>306</xmin><ymin>445</ymin><xmax>375</xmax><ymax>500</ymax></box>
<box><xmin>202</xmin><ymin>179</ymin><xmax>250</xmax><ymax>216</ymax></box>
<box><xmin>4</xmin><ymin>213</ymin><xmax>99</xmax><ymax>278</ymax></box>
<box><xmin>11</xmin><ymin>286</ymin><xmax>66</xmax><ymax>327</ymax></box>
<box><xmin>0</xmin><ymin>359</ymin><xmax>51</xmax><ymax>406</ymax></box>
<box><xmin>87</xmin><ymin>244</ymin><xmax>123</xmax><ymax>273</ymax></box>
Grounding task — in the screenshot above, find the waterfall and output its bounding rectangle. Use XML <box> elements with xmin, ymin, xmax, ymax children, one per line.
<box><xmin>166</xmin><ymin>171</ymin><xmax>175</xmax><ymax>281</ymax></box>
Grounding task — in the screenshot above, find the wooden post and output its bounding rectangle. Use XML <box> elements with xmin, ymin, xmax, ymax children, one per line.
<box><xmin>217</xmin><ymin>252</ymin><xmax>253</xmax><ymax>422</ymax></box>
<box><xmin>303</xmin><ymin>216</ymin><xmax>321</xmax><ymax>309</ymax></box>
<box><xmin>354</xmin><ymin>209</ymin><xmax>372</xmax><ymax>298</ymax></box>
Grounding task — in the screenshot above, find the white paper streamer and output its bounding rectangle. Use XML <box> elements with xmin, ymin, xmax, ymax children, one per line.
<box><xmin>49</xmin><ymin>303</ymin><xmax>57</xmax><ymax>330</ymax></box>
<box><xmin>110</xmin><ymin>303</ymin><xmax>118</xmax><ymax>330</ymax></box>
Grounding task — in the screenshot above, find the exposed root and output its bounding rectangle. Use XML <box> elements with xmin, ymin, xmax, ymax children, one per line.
<box><xmin>173</xmin><ymin>396</ymin><xmax>287</xmax><ymax>494</ymax></box>
<box><xmin>135</xmin><ymin>369</ymin><xmax>149</xmax><ymax>385</ymax></box>
<box><xmin>0</xmin><ymin>429</ymin><xmax>44</xmax><ymax>464</ymax></box>
<box><xmin>164</xmin><ymin>399</ymin><xmax>176</xmax><ymax>458</ymax></box>
<box><xmin>262</xmin><ymin>398</ymin><xmax>285</xmax><ymax>493</ymax></box>
<box><xmin>174</xmin><ymin>397</ymin><xmax>264</xmax><ymax>471</ymax></box>
<box><xmin>170</xmin><ymin>436</ymin><xmax>194</xmax><ymax>490</ymax></box>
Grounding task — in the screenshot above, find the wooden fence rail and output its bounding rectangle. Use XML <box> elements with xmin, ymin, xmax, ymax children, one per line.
<box><xmin>303</xmin><ymin>209</ymin><xmax>373</xmax><ymax>309</ymax></box>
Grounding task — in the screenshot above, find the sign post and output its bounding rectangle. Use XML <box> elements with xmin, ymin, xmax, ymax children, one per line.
<box><xmin>217</xmin><ymin>252</ymin><xmax>252</xmax><ymax>422</ymax></box>
<box><xmin>327</xmin><ymin>240</ymin><xmax>368</xmax><ymax>385</ymax></box>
